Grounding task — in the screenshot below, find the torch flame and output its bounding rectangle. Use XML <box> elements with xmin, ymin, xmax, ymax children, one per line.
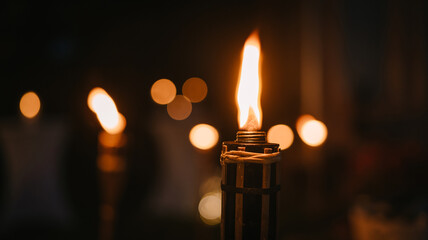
<box><xmin>88</xmin><ymin>88</ymin><xmax>126</xmax><ymax>134</ymax></box>
<box><xmin>236</xmin><ymin>32</ymin><xmax>262</xmax><ymax>130</ymax></box>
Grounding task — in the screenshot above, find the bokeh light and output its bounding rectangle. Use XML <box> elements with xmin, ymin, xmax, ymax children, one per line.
<box><xmin>87</xmin><ymin>87</ymin><xmax>108</xmax><ymax>112</ymax></box>
<box><xmin>151</xmin><ymin>79</ymin><xmax>177</xmax><ymax>105</ymax></box>
<box><xmin>267</xmin><ymin>124</ymin><xmax>294</xmax><ymax>150</ymax></box>
<box><xmin>88</xmin><ymin>88</ymin><xmax>118</xmax><ymax>116</ymax></box>
<box><xmin>189</xmin><ymin>124</ymin><xmax>219</xmax><ymax>150</ymax></box>
<box><xmin>167</xmin><ymin>95</ymin><xmax>192</xmax><ymax>120</ymax></box>
<box><xmin>198</xmin><ymin>192</ymin><xmax>221</xmax><ymax>225</ymax></box>
<box><xmin>296</xmin><ymin>114</ymin><xmax>315</xmax><ymax>135</ymax></box>
<box><xmin>96</xmin><ymin>113</ymin><xmax>126</xmax><ymax>135</ymax></box>
<box><xmin>98</xmin><ymin>131</ymin><xmax>127</xmax><ymax>148</ymax></box>
<box><xmin>19</xmin><ymin>91</ymin><xmax>41</xmax><ymax>119</ymax></box>
<box><xmin>182</xmin><ymin>77</ymin><xmax>208</xmax><ymax>103</ymax></box>
<box><xmin>300</xmin><ymin>119</ymin><xmax>328</xmax><ymax>147</ymax></box>
<box><xmin>87</xmin><ymin>88</ymin><xmax>126</xmax><ymax>134</ymax></box>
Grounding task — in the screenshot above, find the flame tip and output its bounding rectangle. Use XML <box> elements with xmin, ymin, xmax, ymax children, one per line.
<box><xmin>245</xmin><ymin>31</ymin><xmax>260</xmax><ymax>47</ymax></box>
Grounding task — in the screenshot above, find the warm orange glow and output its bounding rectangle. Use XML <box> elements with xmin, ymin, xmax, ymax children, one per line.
<box><xmin>236</xmin><ymin>32</ymin><xmax>262</xmax><ymax>130</ymax></box>
<box><xmin>296</xmin><ymin>114</ymin><xmax>315</xmax><ymax>136</ymax></box>
<box><xmin>198</xmin><ymin>191</ymin><xmax>221</xmax><ymax>225</ymax></box>
<box><xmin>182</xmin><ymin>77</ymin><xmax>208</xmax><ymax>103</ymax></box>
<box><xmin>87</xmin><ymin>87</ymin><xmax>108</xmax><ymax>112</ymax></box>
<box><xmin>151</xmin><ymin>79</ymin><xmax>177</xmax><ymax>105</ymax></box>
<box><xmin>167</xmin><ymin>95</ymin><xmax>192</xmax><ymax>120</ymax></box>
<box><xmin>97</xmin><ymin>154</ymin><xmax>125</xmax><ymax>172</ymax></box>
<box><xmin>98</xmin><ymin>127</ymin><xmax>127</xmax><ymax>148</ymax></box>
<box><xmin>87</xmin><ymin>88</ymin><xmax>126</xmax><ymax>134</ymax></box>
<box><xmin>97</xmin><ymin>113</ymin><xmax>126</xmax><ymax>135</ymax></box>
<box><xmin>19</xmin><ymin>91</ymin><xmax>40</xmax><ymax>119</ymax></box>
<box><xmin>300</xmin><ymin>119</ymin><xmax>328</xmax><ymax>147</ymax></box>
<box><xmin>189</xmin><ymin>124</ymin><xmax>219</xmax><ymax>150</ymax></box>
<box><xmin>88</xmin><ymin>88</ymin><xmax>117</xmax><ymax>115</ymax></box>
<box><xmin>267</xmin><ymin>124</ymin><xmax>294</xmax><ymax>150</ymax></box>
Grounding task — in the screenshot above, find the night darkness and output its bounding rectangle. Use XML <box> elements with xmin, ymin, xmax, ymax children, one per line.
<box><xmin>1</xmin><ymin>1</ymin><xmax>428</xmax><ymax>240</ymax></box>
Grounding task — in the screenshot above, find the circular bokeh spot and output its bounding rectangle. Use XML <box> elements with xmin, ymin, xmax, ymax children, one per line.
<box><xmin>300</xmin><ymin>120</ymin><xmax>328</xmax><ymax>147</ymax></box>
<box><xmin>267</xmin><ymin>124</ymin><xmax>294</xmax><ymax>150</ymax></box>
<box><xmin>189</xmin><ymin>124</ymin><xmax>219</xmax><ymax>150</ymax></box>
<box><xmin>151</xmin><ymin>79</ymin><xmax>177</xmax><ymax>105</ymax></box>
<box><xmin>198</xmin><ymin>192</ymin><xmax>221</xmax><ymax>225</ymax></box>
<box><xmin>182</xmin><ymin>77</ymin><xmax>208</xmax><ymax>103</ymax></box>
<box><xmin>20</xmin><ymin>91</ymin><xmax>41</xmax><ymax>119</ymax></box>
<box><xmin>167</xmin><ymin>95</ymin><xmax>192</xmax><ymax>120</ymax></box>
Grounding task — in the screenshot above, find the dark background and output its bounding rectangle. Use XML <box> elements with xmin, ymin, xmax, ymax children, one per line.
<box><xmin>0</xmin><ymin>0</ymin><xmax>427</xmax><ymax>239</ymax></box>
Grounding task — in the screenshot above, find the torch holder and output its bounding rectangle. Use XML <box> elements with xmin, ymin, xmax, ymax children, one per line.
<box><xmin>97</xmin><ymin>131</ymin><xmax>127</xmax><ymax>240</ymax></box>
<box><xmin>220</xmin><ymin>131</ymin><xmax>280</xmax><ymax>240</ymax></box>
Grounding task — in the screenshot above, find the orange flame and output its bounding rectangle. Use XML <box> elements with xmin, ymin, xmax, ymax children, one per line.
<box><xmin>236</xmin><ymin>31</ymin><xmax>262</xmax><ymax>130</ymax></box>
<box><xmin>87</xmin><ymin>88</ymin><xmax>126</xmax><ymax>134</ymax></box>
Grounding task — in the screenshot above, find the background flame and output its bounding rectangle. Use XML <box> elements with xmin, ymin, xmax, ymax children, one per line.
<box><xmin>236</xmin><ymin>32</ymin><xmax>262</xmax><ymax>130</ymax></box>
<box><xmin>88</xmin><ymin>88</ymin><xmax>126</xmax><ymax>134</ymax></box>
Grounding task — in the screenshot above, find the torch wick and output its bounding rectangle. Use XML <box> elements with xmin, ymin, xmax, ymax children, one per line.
<box><xmin>236</xmin><ymin>130</ymin><xmax>266</xmax><ymax>143</ymax></box>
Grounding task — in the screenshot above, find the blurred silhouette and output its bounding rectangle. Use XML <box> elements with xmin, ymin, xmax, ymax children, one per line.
<box><xmin>0</xmin><ymin>118</ymin><xmax>71</xmax><ymax>239</ymax></box>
